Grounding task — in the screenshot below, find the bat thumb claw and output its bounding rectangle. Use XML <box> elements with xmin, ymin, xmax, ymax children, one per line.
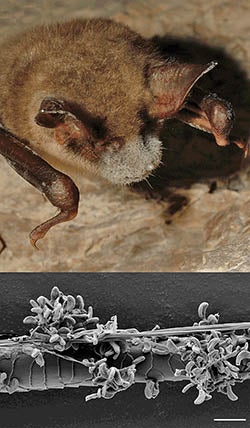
<box><xmin>244</xmin><ymin>143</ymin><xmax>249</xmax><ymax>158</ymax></box>
<box><xmin>29</xmin><ymin>234</ymin><xmax>40</xmax><ymax>250</ymax></box>
<box><xmin>229</xmin><ymin>136</ymin><xmax>249</xmax><ymax>158</ymax></box>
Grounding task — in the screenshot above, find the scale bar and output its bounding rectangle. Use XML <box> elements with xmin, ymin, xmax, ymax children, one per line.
<box><xmin>214</xmin><ymin>419</ymin><xmax>246</xmax><ymax>422</ymax></box>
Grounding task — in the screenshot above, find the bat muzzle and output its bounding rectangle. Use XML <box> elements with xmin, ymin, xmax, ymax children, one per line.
<box><xmin>99</xmin><ymin>135</ymin><xmax>163</xmax><ymax>185</ymax></box>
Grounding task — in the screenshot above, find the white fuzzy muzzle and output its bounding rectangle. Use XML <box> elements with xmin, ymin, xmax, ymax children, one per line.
<box><xmin>99</xmin><ymin>135</ymin><xmax>163</xmax><ymax>185</ymax></box>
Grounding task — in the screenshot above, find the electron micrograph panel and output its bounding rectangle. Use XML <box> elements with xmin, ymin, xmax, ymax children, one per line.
<box><xmin>0</xmin><ymin>273</ymin><xmax>250</xmax><ymax>428</ymax></box>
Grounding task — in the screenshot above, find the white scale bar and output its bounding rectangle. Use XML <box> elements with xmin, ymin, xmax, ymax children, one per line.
<box><xmin>214</xmin><ymin>419</ymin><xmax>246</xmax><ymax>422</ymax></box>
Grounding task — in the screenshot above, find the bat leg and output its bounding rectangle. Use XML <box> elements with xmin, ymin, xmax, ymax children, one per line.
<box><xmin>174</xmin><ymin>87</ymin><xmax>248</xmax><ymax>157</ymax></box>
<box><xmin>0</xmin><ymin>125</ymin><xmax>79</xmax><ymax>248</ymax></box>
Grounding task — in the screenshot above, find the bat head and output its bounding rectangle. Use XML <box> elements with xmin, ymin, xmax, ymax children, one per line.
<box><xmin>33</xmin><ymin>20</ymin><xmax>216</xmax><ymax>185</ymax></box>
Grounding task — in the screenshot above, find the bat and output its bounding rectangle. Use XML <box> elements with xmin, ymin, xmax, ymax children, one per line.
<box><xmin>0</xmin><ymin>19</ymin><xmax>247</xmax><ymax>247</ymax></box>
<box><xmin>1</xmin><ymin>286</ymin><xmax>250</xmax><ymax>406</ymax></box>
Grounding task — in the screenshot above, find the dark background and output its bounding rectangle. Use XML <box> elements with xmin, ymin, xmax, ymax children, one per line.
<box><xmin>0</xmin><ymin>273</ymin><xmax>250</xmax><ymax>428</ymax></box>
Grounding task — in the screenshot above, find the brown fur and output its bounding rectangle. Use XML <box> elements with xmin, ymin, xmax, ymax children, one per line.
<box><xmin>0</xmin><ymin>19</ymin><xmax>156</xmax><ymax>154</ymax></box>
<box><xmin>0</xmin><ymin>19</ymin><xmax>230</xmax><ymax>184</ymax></box>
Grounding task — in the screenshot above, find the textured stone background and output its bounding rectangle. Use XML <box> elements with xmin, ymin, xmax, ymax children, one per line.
<box><xmin>0</xmin><ymin>0</ymin><xmax>250</xmax><ymax>271</ymax></box>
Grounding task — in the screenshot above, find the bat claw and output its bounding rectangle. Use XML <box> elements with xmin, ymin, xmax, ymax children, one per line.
<box><xmin>29</xmin><ymin>228</ymin><xmax>44</xmax><ymax>250</ymax></box>
<box><xmin>29</xmin><ymin>218</ymin><xmax>57</xmax><ymax>249</ymax></box>
<box><xmin>230</xmin><ymin>137</ymin><xmax>249</xmax><ymax>158</ymax></box>
<box><xmin>29</xmin><ymin>235</ymin><xmax>40</xmax><ymax>250</ymax></box>
<box><xmin>241</xmin><ymin>140</ymin><xmax>249</xmax><ymax>158</ymax></box>
<box><xmin>29</xmin><ymin>207</ymin><xmax>78</xmax><ymax>249</ymax></box>
<box><xmin>244</xmin><ymin>143</ymin><xmax>249</xmax><ymax>158</ymax></box>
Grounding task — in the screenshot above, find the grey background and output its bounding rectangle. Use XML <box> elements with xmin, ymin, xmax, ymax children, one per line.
<box><xmin>0</xmin><ymin>273</ymin><xmax>250</xmax><ymax>427</ymax></box>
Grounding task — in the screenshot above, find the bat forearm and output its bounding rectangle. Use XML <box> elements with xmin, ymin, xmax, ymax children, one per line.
<box><xmin>0</xmin><ymin>125</ymin><xmax>79</xmax><ymax>247</ymax></box>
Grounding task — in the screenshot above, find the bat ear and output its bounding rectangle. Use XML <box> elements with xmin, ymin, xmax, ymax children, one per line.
<box><xmin>149</xmin><ymin>60</ymin><xmax>217</xmax><ymax>118</ymax></box>
<box><xmin>35</xmin><ymin>96</ymin><xmax>90</xmax><ymax>144</ymax></box>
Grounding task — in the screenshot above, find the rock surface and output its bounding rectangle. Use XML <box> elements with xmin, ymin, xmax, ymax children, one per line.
<box><xmin>0</xmin><ymin>0</ymin><xmax>250</xmax><ymax>271</ymax></box>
